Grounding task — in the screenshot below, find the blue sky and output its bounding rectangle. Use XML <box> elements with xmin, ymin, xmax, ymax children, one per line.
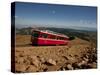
<box><xmin>15</xmin><ymin>2</ymin><xmax>97</xmax><ymax>29</ymax></box>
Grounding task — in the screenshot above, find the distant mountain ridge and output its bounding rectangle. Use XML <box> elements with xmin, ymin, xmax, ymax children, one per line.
<box><xmin>15</xmin><ymin>24</ymin><xmax>97</xmax><ymax>32</ymax></box>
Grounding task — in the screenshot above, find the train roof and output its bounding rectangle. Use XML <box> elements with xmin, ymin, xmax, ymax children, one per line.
<box><xmin>32</xmin><ymin>29</ymin><xmax>69</xmax><ymax>38</ymax></box>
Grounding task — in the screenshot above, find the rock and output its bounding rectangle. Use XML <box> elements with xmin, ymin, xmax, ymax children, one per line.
<box><xmin>43</xmin><ymin>68</ymin><xmax>48</xmax><ymax>72</ymax></box>
<box><xmin>60</xmin><ymin>67</ymin><xmax>66</xmax><ymax>71</ymax></box>
<box><xmin>26</xmin><ymin>65</ymin><xmax>38</xmax><ymax>72</ymax></box>
<box><xmin>62</xmin><ymin>56</ymin><xmax>69</xmax><ymax>60</ymax></box>
<box><xmin>19</xmin><ymin>53</ymin><xmax>24</xmax><ymax>57</ymax></box>
<box><xmin>67</xmin><ymin>56</ymin><xmax>76</xmax><ymax>63</ymax></box>
<box><xmin>72</xmin><ymin>62</ymin><xmax>80</xmax><ymax>69</ymax></box>
<box><xmin>87</xmin><ymin>62</ymin><xmax>97</xmax><ymax>68</ymax></box>
<box><xmin>24</xmin><ymin>59</ymin><xmax>30</xmax><ymax>65</ymax></box>
<box><xmin>85</xmin><ymin>55</ymin><xmax>89</xmax><ymax>59</ymax></box>
<box><xmin>37</xmin><ymin>56</ymin><xmax>46</xmax><ymax>64</ymax></box>
<box><xmin>83</xmin><ymin>54</ymin><xmax>89</xmax><ymax>59</ymax></box>
<box><xmin>93</xmin><ymin>48</ymin><xmax>96</xmax><ymax>51</ymax></box>
<box><xmin>83</xmin><ymin>57</ymin><xmax>89</xmax><ymax>62</ymax></box>
<box><xmin>16</xmin><ymin>57</ymin><xmax>24</xmax><ymax>64</ymax></box>
<box><xmin>28</xmin><ymin>55</ymin><xmax>40</xmax><ymax>67</ymax></box>
<box><xmin>31</xmin><ymin>59</ymin><xmax>40</xmax><ymax>67</ymax></box>
<box><xmin>15</xmin><ymin>64</ymin><xmax>26</xmax><ymax>72</ymax></box>
<box><xmin>63</xmin><ymin>68</ymin><xmax>66</xmax><ymax>71</ymax></box>
<box><xmin>74</xmin><ymin>55</ymin><xmax>78</xmax><ymax>58</ymax></box>
<box><xmin>78</xmin><ymin>60</ymin><xmax>87</xmax><ymax>67</ymax></box>
<box><xmin>28</xmin><ymin>55</ymin><xmax>37</xmax><ymax>61</ymax></box>
<box><xmin>40</xmin><ymin>57</ymin><xmax>45</xmax><ymax>63</ymax></box>
<box><xmin>47</xmin><ymin>59</ymin><xmax>56</xmax><ymax>66</ymax></box>
<box><xmin>66</xmin><ymin>64</ymin><xmax>73</xmax><ymax>70</ymax></box>
<box><xmin>69</xmin><ymin>54</ymin><xmax>73</xmax><ymax>57</ymax></box>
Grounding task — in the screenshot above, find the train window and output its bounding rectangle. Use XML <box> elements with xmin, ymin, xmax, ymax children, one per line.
<box><xmin>48</xmin><ymin>35</ymin><xmax>55</xmax><ymax>39</ymax></box>
<box><xmin>57</xmin><ymin>37</ymin><xmax>59</xmax><ymax>40</ymax></box>
<box><xmin>48</xmin><ymin>35</ymin><xmax>51</xmax><ymax>38</ymax></box>
<box><xmin>32</xmin><ymin>31</ymin><xmax>39</xmax><ymax>37</ymax></box>
<box><xmin>51</xmin><ymin>36</ymin><xmax>56</xmax><ymax>39</ymax></box>
<box><xmin>57</xmin><ymin>37</ymin><xmax>63</xmax><ymax>40</ymax></box>
<box><xmin>43</xmin><ymin>34</ymin><xmax>48</xmax><ymax>38</ymax></box>
<box><xmin>61</xmin><ymin>37</ymin><xmax>64</xmax><ymax>40</ymax></box>
<box><xmin>39</xmin><ymin>34</ymin><xmax>42</xmax><ymax>37</ymax></box>
<box><xmin>40</xmin><ymin>33</ymin><xmax>48</xmax><ymax>38</ymax></box>
<box><xmin>53</xmin><ymin>36</ymin><xmax>56</xmax><ymax>39</ymax></box>
<box><xmin>59</xmin><ymin>37</ymin><xmax>64</xmax><ymax>40</ymax></box>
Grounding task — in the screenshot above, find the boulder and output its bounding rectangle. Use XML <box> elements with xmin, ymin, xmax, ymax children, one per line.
<box><xmin>66</xmin><ymin>64</ymin><xmax>73</xmax><ymax>70</ymax></box>
<box><xmin>87</xmin><ymin>62</ymin><xmax>97</xmax><ymax>68</ymax></box>
<box><xmin>78</xmin><ymin>60</ymin><xmax>87</xmax><ymax>67</ymax></box>
<box><xmin>26</xmin><ymin>65</ymin><xmax>38</xmax><ymax>72</ymax></box>
<box><xmin>47</xmin><ymin>59</ymin><xmax>56</xmax><ymax>66</ymax></box>
<box><xmin>28</xmin><ymin>55</ymin><xmax>40</xmax><ymax>67</ymax></box>
<box><xmin>28</xmin><ymin>55</ymin><xmax>37</xmax><ymax>61</ymax></box>
<box><xmin>31</xmin><ymin>59</ymin><xmax>40</xmax><ymax>67</ymax></box>
<box><xmin>24</xmin><ymin>58</ymin><xmax>30</xmax><ymax>65</ymax></box>
<box><xmin>83</xmin><ymin>57</ymin><xmax>89</xmax><ymax>62</ymax></box>
<box><xmin>15</xmin><ymin>64</ymin><xmax>26</xmax><ymax>72</ymax></box>
<box><xmin>40</xmin><ymin>57</ymin><xmax>46</xmax><ymax>63</ymax></box>
<box><xmin>16</xmin><ymin>57</ymin><xmax>24</xmax><ymax>64</ymax></box>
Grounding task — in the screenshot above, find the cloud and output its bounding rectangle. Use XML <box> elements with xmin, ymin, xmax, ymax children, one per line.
<box><xmin>79</xmin><ymin>19</ymin><xmax>96</xmax><ymax>25</ymax></box>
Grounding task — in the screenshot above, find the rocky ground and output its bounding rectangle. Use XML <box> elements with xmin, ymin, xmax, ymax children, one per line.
<box><xmin>15</xmin><ymin>35</ymin><xmax>97</xmax><ymax>73</ymax></box>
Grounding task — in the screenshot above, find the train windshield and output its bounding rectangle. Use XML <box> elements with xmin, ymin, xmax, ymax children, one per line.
<box><xmin>32</xmin><ymin>31</ymin><xmax>39</xmax><ymax>37</ymax></box>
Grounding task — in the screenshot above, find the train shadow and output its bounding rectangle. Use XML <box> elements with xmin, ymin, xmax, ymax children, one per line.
<box><xmin>16</xmin><ymin>43</ymin><xmax>68</xmax><ymax>47</ymax></box>
<box><xmin>31</xmin><ymin>44</ymin><xmax>68</xmax><ymax>47</ymax></box>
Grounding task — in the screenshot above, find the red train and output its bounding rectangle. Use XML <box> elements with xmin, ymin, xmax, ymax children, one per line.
<box><xmin>31</xmin><ymin>29</ymin><xmax>70</xmax><ymax>46</ymax></box>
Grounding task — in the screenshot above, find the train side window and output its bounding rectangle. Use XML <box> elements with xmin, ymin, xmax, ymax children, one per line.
<box><xmin>39</xmin><ymin>34</ymin><xmax>43</xmax><ymax>37</ymax></box>
<box><xmin>56</xmin><ymin>37</ymin><xmax>59</xmax><ymax>40</ymax></box>
<box><xmin>57</xmin><ymin>37</ymin><xmax>59</xmax><ymax>40</ymax></box>
<box><xmin>64</xmin><ymin>38</ymin><xmax>67</xmax><ymax>40</ymax></box>
<box><xmin>32</xmin><ymin>31</ymin><xmax>39</xmax><ymax>37</ymax></box>
<box><xmin>40</xmin><ymin>33</ymin><xmax>48</xmax><ymax>38</ymax></box>
<box><xmin>53</xmin><ymin>36</ymin><xmax>56</xmax><ymax>39</ymax></box>
<box><xmin>59</xmin><ymin>37</ymin><xmax>64</xmax><ymax>40</ymax></box>
<box><xmin>51</xmin><ymin>36</ymin><xmax>56</xmax><ymax>39</ymax></box>
<box><xmin>61</xmin><ymin>37</ymin><xmax>64</xmax><ymax>40</ymax></box>
<box><xmin>43</xmin><ymin>34</ymin><xmax>48</xmax><ymax>38</ymax></box>
<box><xmin>59</xmin><ymin>37</ymin><xmax>61</xmax><ymax>40</ymax></box>
<box><xmin>48</xmin><ymin>35</ymin><xmax>51</xmax><ymax>39</ymax></box>
<box><xmin>57</xmin><ymin>36</ymin><xmax>65</xmax><ymax>40</ymax></box>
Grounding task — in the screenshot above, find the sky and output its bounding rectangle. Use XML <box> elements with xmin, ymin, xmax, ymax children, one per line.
<box><xmin>15</xmin><ymin>2</ymin><xmax>97</xmax><ymax>30</ymax></box>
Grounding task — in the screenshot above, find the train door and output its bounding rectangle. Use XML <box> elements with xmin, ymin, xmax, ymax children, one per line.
<box><xmin>31</xmin><ymin>31</ymin><xmax>39</xmax><ymax>45</ymax></box>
